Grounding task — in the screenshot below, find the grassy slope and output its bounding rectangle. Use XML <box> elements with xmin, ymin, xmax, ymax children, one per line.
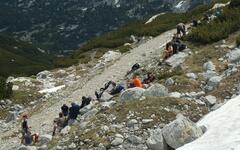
<box><xmin>0</xmin><ymin>34</ymin><xmax>54</xmax><ymax>77</ymax></box>
<box><xmin>54</xmin><ymin>0</ymin><xmax>226</xmax><ymax>67</ymax></box>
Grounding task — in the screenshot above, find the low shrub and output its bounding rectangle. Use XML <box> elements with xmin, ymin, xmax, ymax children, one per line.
<box><xmin>186</xmin><ymin>6</ymin><xmax>240</xmax><ymax>44</ymax></box>
<box><xmin>237</xmin><ymin>35</ymin><xmax>240</xmax><ymax>46</ymax></box>
<box><xmin>0</xmin><ymin>76</ymin><xmax>13</xmax><ymax>99</ymax></box>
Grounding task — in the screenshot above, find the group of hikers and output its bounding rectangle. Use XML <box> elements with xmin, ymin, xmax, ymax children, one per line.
<box><xmin>163</xmin><ymin>22</ymin><xmax>187</xmax><ymax>60</ymax></box>
<box><xmin>20</xmin><ymin>10</ymin><xmax>223</xmax><ymax>145</ymax></box>
<box><xmin>163</xmin><ymin>9</ymin><xmax>222</xmax><ymax>61</ymax></box>
<box><xmin>21</xmin><ymin>115</ymin><xmax>39</xmax><ymax>145</ymax></box>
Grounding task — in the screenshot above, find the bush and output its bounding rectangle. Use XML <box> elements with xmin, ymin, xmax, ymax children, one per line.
<box><xmin>0</xmin><ymin>76</ymin><xmax>13</xmax><ymax>99</ymax></box>
<box><xmin>186</xmin><ymin>7</ymin><xmax>240</xmax><ymax>44</ymax></box>
<box><xmin>237</xmin><ymin>35</ymin><xmax>240</xmax><ymax>46</ymax></box>
<box><xmin>230</xmin><ymin>0</ymin><xmax>240</xmax><ymax>7</ymax></box>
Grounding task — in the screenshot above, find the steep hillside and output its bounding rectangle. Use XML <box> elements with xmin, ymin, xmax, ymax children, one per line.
<box><xmin>0</xmin><ymin>0</ymin><xmax>209</xmax><ymax>52</ymax></box>
<box><xmin>0</xmin><ymin>34</ymin><xmax>53</xmax><ymax>77</ymax></box>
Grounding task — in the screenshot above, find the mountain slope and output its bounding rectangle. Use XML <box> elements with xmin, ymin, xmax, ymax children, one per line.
<box><xmin>0</xmin><ymin>34</ymin><xmax>53</xmax><ymax>77</ymax></box>
<box><xmin>0</xmin><ymin>0</ymin><xmax>210</xmax><ymax>52</ymax></box>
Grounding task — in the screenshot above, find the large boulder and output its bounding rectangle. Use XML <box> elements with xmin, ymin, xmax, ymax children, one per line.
<box><xmin>165</xmin><ymin>52</ymin><xmax>188</xmax><ymax>68</ymax></box>
<box><xmin>162</xmin><ymin>114</ymin><xmax>203</xmax><ymax>149</ymax></box>
<box><xmin>226</xmin><ymin>47</ymin><xmax>240</xmax><ymax>63</ymax></box>
<box><xmin>207</xmin><ymin>76</ymin><xmax>222</xmax><ymax>87</ymax></box>
<box><xmin>203</xmin><ymin>61</ymin><xmax>216</xmax><ymax>72</ymax></box>
<box><xmin>143</xmin><ymin>84</ymin><xmax>168</xmax><ymax>97</ymax></box>
<box><xmin>146</xmin><ymin>128</ymin><xmax>168</xmax><ymax>150</ymax></box>
<box><xmin>120</xmin><ymin>87</ymin><xmax>145</xmax><ymax>101</ymax></box>
<box><xmin>165</xmin><ymin>78</ymin><xmax>174</xmax><ymax>86</ymax></box>
<box><xmin>202</xmin><ymin>70</ymin><xmax>218</xmax><ymax>80</ymax></box>
<box><xmin>5</xmin><ymin>111</ymin><xmax>18</xmax><ymax>123</ymax></box>
<box><xmin>81</xmin><ymin>108</ymin><xmax>99</xmax><ymax>120</ymax></box>
<box><xmin>36</xmin><ymin>70</ymin><xmax>51</xmax><ymax>80</ymax></box>
<box><xmin>39</xmin><ymin>134</ymin><xmax>52</xmax><ymax>146</ymax></box>
<box><xmin>204</xmin><ymin>95</ymin><xmax>217</xmax><ymax>107</ymax></box>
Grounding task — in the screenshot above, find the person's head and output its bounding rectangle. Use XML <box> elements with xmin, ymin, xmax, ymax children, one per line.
<box><xmin>133</xmin><ymin>73</ymin><xmax>140</xmax><ymax>79</ymax></box>
<box><xmin>23</xmin><ymin>114</ymin><xmax>28</xmax><ymax>120</ymax></box>
<box><xmin>59</xmin><ymin>112</ymin><xmax>63</xmax><ymax>118</ymax></box>
<box><xmin>112</xmin><ymin>82</ymin><xmax>117</xmax><ymax>87</ymax></box>
<box><xmin>71</xmin><ymin>102</ymin><xmax>76</xmax><ymax>106</ymax></box>
<box><xmin>82</xmin><ymin>96</ymin><xmax>87</xmax><ymax>100</ymax></box>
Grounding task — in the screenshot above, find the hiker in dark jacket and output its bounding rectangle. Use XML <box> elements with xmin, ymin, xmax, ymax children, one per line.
<box><xmin>125</xmin><ymin>63</ymin><xmax>141</xmax><ymax>76</ymax></box>
<box><xmin>61</xmin><ymin>104</ymin><xmax>69</xmax><ymax>117</ymax></box>
<box><xmin>21</xmin><ymin>114</ymin><xmax>30</xmax><ymax>144</ymax></box>
<box><xmin>68</xmin><ymin>103</ymin><xmax>80</xmax><ymax>125</ymax></box>
<box><xmin>80</xmin><ymin>96</ymin><xmax>92</xmax><ymax>109</ymax></box>
<box><xmin>69</xmin><ymin>103</ymin><xmax>80</xmax><ymax>120</ymax></box>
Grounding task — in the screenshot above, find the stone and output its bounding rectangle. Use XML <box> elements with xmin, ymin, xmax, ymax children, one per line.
<box><xmin>79</xmin><ymin>103</ymin><xmax>93</xmax><ymax>115</ymax></box>
<box><xmin>203</xmin><ymin>61</ymin><xmax>215</xmax><ymax>72</ymax></box>
<box><xmin>142</xmin><ymin>119</ymin><xmax>154</xmax><ymax>124</ymax></box>
<box><xmin>100</xmin><ymin>101</ymin><xmax>117</xmax><ymax>109</ymax></box>
<box><xmin>120</xmin><ymin>87</ymin><xmax>145</xmax><ymax>101</ymax></box>
<box><xmin>165</xmin><ymin>52</ymin><xmax>188</xmax><ymax>68</ymax></box>
<box><xmin>186</xmin><ymin>73</ymin><xmax>198</xmax><ymax>80</ymax></box>
<box><xmin>99</xmin><ymin>92</ymin><xmax>113</xmax><ymax>102</ymax></box>
<box><xmin>202</xmin><ymin>71</ymin><xmax>218</xmax><ymax>80</ymax></box>
<box><xmin>111</xmin><ymin>134</ymin><xmax>124</xmax><ymax>146</ymax></box>
<box><xmin>39</xmin><ymin>134</ymin><xmax>52</xmax><ymax>146</ymax></box>
<box><xmin>82</xmin><ymin>108</ymin><xmax>99</xmax><ymax>119</ymax></box>
<box><xmin>146</xmin><ymin>128</ymin><xmax>168</xmax><ymax>150</ymax></box>
<box><xmin>68</xmin><ymin>143</ymin><xmax>77</xmax><ymax>149</ymax></box>
<box><xmin>143</xmin><ymin>84</ymin><xmax>168</xmax><ymax>97</ymax></box>
<box><xmin>162</xmin><ymin>114</ymin><xmax>203</xmax><ymax>149</ymax></box>
<box><xmin>207</xmin><ymin>76</ymin><xmax>222</xmax><ymax>87</ymax></box>
<box><xmin>5</xmin><ymin>111</ymin><xmax>18</xmax><ymax>123</ymax></box>
<box><xmin>169</xmin><ymin>92</ymin><xmax>181</xmax><ymax>98</ymax></box>
<box><xmin>205</xmin><ymin>95</ymin><xmax>217</xmax><ymax>106</ymax></box>
<box><xmin>18</xmin><ymin>145</ymin><xmax>29</xmax><ymax>150</ymax></box>
<box><xmin>165</xmin><ymin>78</ymin><xmax>174</xmax><ymax>86</ymax></box>
<box><xmin>127</xmin><ymin>119</ymin><xmax>138</xmax><ymax>127</ymax></box>
<box><xmin>12</xmin><ymin>85</ymin><xmax>19</xmax><ymax>91</ymax></box>
<box><xmin>60</xmin><ymin>126</ymin><xmax>71</xmax><ymax>135</ymax></box>
<box><xmin>226</xmin><ymin>47</ymin><xmax>240</xmax><ymax>63</ymax></box>
<box><xmin>127</xmin><ymin>135</ymin><xmax>144</xmax><ymax>145</ymax></box>
<box><xmin>36</xmin><ymin>70</ymin><xmax>51</xmax><ymax>80</ymax></box>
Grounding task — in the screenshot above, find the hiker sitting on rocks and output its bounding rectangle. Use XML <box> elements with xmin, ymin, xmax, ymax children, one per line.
<box><xmin>143</xmin><ymin>72</ymin><xmax>156</xmax><ymax>85</ymax></box>
<box><xmin>53</xmin><ymin>112</ymin><xmax>67</xmax><ymax>136</ymax></box>
<box><xmin>125</xmin><ymin>63</ymin><xmax>141</xmax><ymax>76</ymax></box>
<box><xmin>80</xmin><ymin>96</ymin><xmax>92</xmax><ymax>109</ymax></box>
<box><xmin>23</xmin><ymin>131</ymin><xmax>32</xmax><ymax>146</ymax></box>
<box><xmin>109</xmin><ymin>82</ymin><xmax>125</xmax><ymax>95</ymax></box>
<box><xmin>95</xmin><ymin>81</ymin><xmax>113</xmax><ymax>100</ymax></box>
<box><xmin>163</xmin><ymin>42</ymin><xmax>173</xmax><ymax>60</ymax></box>
<box><xmin>32</xmin><ymin>133</ymin><xmax>39</xmax><ymax>145</ymax></box>
<box><xmin>95</xmin><ymin>81</ymin><xmax>125</xmax><ymax>99</ymax></box>
<box><xmin>176</xmin><ymin>23</ymin><xmax>186</xmax><ymax>38</ymax></box>
<box><xmin>68</xmin><ymin>103</ymin><xmax>80</xmax><ymax>125</ymax></box>
<box><xmin>61</xmin><ymin>104</ymin><xmax>69</xmax><ymax>117</ymax></box>
<box><xmin>128</xmin><ymin>73</ymin><xmax>143</xmax><ymax>88</ymax></box>
<box><xmin>202</xmin><ymin>13</ymin><xmax>210</xmax><ymax>22</ymax></box>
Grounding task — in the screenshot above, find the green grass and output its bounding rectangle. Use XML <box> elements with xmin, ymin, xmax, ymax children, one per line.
<box><xmin>0</xmin><ymin>34</ymin><xmax>54</xmax><ymax>77</ymax></box>
<box><xmin>185</xmin><ymin>4</ymin><xmax>240</xmax><ymax>44</ymax></box>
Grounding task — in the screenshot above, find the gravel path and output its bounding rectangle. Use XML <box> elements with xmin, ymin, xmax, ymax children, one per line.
<box><xmin>0</xmin><ymin>29</ymin><xmax>175</xmax><ymax>149</ymax></box>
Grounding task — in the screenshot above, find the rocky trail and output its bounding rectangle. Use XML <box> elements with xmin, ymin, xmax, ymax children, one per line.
<box><xmin>0</xmin><ymin>29</ymin><xmax>176</xmax><ymax>149</ymax></box>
